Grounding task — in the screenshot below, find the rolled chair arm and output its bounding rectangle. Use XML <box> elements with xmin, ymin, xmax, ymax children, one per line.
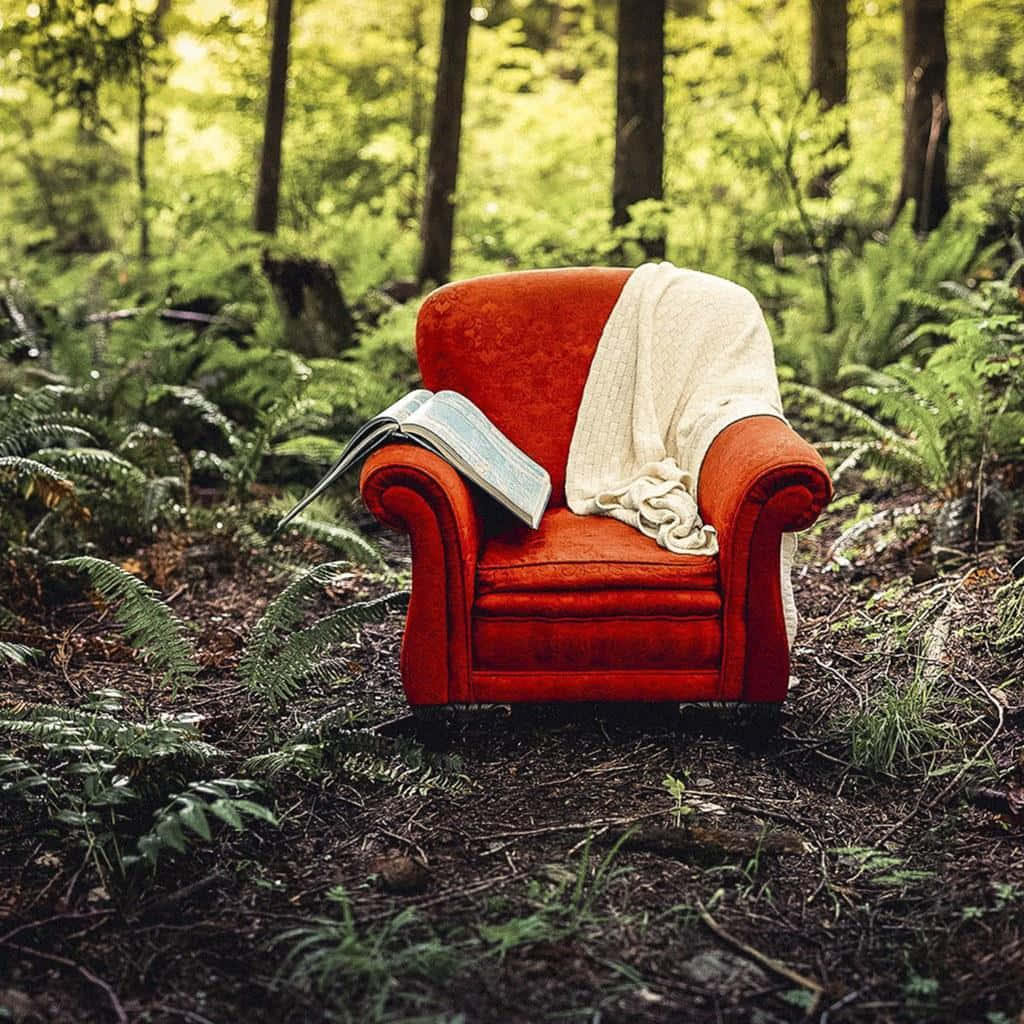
<box><xmin>698</xmin><ymin>416</ymin><xmax>832</xmax><ymax>702</ymax></box>
<box><xmin>360</xmin><ymin>444</ymin><xmax>483</xmax><ymax>705</ymax></box>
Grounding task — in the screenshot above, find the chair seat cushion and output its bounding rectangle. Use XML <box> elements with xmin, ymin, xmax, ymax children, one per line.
<box><xmin>476</xmin><ymin>508</ymin><xmax>719</xmax><ymax>595</ymax></box>
<box><xmin>473</xmin><ymin>509</ymin><xmax>722</xmax><ymax>672</ymax></box>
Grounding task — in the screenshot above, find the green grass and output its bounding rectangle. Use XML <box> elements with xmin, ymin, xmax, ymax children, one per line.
<box><xmin>846</xmin><ymin>663</ymin><xmax>962</xmax><ymax>777</ymax></box>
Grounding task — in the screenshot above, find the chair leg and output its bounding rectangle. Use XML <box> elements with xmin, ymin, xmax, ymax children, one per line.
<box><xmin>737</xmin><ymin>703</ymin><xmax>782</xmax><ymax>739</ymax></box>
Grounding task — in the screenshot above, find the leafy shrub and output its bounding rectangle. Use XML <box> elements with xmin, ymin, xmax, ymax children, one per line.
<box><xmin>0</xmin><ymin>689</ymin><xmax>274</xmax><ymax>891</ymax></box>
<box><xmin>777</xmin><ymin>209</ymin><xmax>992</xmax><ymax>389</ymax></box>
<box><xmin>786</xmin><ymin>266</ymin><xmax>1024</xmax><ymax>537</ymax></box>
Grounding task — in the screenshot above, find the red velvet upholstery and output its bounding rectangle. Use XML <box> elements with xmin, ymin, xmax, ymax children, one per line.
<box><xmin>359</xmin><ymin>268</ymin><xmax>832</xmax><ymax>708</ymax></box>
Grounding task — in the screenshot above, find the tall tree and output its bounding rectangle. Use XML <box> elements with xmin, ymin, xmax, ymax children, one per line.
<box><xmin>254</xmin><ymin>0</ymin><xmax>293</xmax><ymax>235</ymax></box>
<box><xmin>893</xmin><ymin>0</ymin><xmax>950</xmax><ymax>233</ymax></box>
<box><xmin>808</xmin><ymin>0</ymin><xmax>848</xmax><ymax>197</ymax></box>
<box><xmin>612</xmin><ymin>0</ymin><xmax>666</xmax><ymax>260</ymax></box>
<box><xmin>417</xmin><ymin>0</ymin><xmax>472</xmax><ymax>288</ymax></box>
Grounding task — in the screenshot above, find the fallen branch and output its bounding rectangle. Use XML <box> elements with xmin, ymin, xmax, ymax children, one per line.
<box><xmin>595</xmin><ymin>824</ymin><xmax>805</xmax><ymax>863</ymax></box>
<box><xmin>83</xmin><ymin>307</ymin><xmax>245</xmax><ymax>329</ymax></box>
<box><xmin>0</xmin><ymin>909</ymin><xmax>111</xmax><ymax>948</ymax></box>
<box><xmin>697</xmin><ymin>903</ymin><xmax>823</xmax><ymax>1011</ymax></box>
<box><xmin>469</xmin><ymin>808</ymin><xmax>668</xmax><ymax>842</ymax></box>
<box><xmin>8</xmin><ymin>942</ymin><xmax>127</xmax><ymax>1023</ymax></box>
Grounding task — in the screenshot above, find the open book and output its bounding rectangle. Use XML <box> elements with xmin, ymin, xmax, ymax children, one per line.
<box><xmin>277</xmin><ymin>389</ymin><xmax>552</xmax><ymax>531</ymax></box>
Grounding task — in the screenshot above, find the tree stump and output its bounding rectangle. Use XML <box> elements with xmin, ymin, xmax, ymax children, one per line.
<box><xmin>261</xmin><ymin>252</ymin><xmax>355</xmax><ymax>357</ymax></box>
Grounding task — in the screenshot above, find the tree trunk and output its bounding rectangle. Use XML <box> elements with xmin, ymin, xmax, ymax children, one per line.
<box><xmin>808</xmin><ymin>0</ymin><xmax>848</xmax><ymax>197</ymax></box>
<box><xmin>254</xmin><ymin>0</ymin><xmax>293</xmax><ymax>235</ymax></box>
<box><xmin>893</xmin><ymin>0</ymin><xmax>950</xmax><ymax>234</ymax></box>
<box><xmin>417</xmin><ymin>0</ymin><xmax>472</xmax><ymax>289</ymax></box>
<box><xmin>136</xmin><ymin>51</ymin><xmax>150</xmax><ymax>261</ymax></box>
<box><xmin>612</xmin><ymin>0</ymin><xmax>666</xmax><ymax>261</ymax></box>
<box><xmin>261</xmin><ymin>252</ymin><xmax>355</xmax><ymax>357</ymax></box>
<box><xmin>407</xmin><ymin>0</ymin><xmax>427</xmax><ymax>224</ymax></box>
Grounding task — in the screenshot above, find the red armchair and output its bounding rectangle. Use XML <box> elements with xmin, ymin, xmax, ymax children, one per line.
<box><xmin>360</xmin><ymin>268</ymin><xmax>831</xmax><ymax>708</ymax></box>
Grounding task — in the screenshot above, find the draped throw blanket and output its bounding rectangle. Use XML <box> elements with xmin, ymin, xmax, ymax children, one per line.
<box><xmin>565</xmin><ymin>261</ymin><xmax>799</xmax><ymax>645</ymax></box>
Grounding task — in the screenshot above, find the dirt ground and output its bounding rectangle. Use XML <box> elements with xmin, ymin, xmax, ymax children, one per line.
<box><xmin>2</xmin><ymin>492</ymin><xmax>1023</xmax><ymax>1024</ymax></box>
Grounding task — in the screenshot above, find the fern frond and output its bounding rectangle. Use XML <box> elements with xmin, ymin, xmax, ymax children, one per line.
<box><xmin>271</xmin><ymin>436</ymin><xmax>345</xmax><ymax>464</ymax></box>
<box><xmin>0</xmin><ymin>455</ymin><xmax>81</xmax><ymax>511</ymax></box>
<box><xmin>289</xmin><ymin>706</ymin><xmax>361</xmax><ymax>744</ymax></box>
<box><xmin>782</xmin><ymin>382</ymin><xmax>924</xmax><ymax>474</ymax></box>
<box><xmin>0</xmin><ymin>752</ymin><xmax>50</xmax><ymax>802</ymax></box>
<box><xmin>0</xmin><ymin>702</ymin><xmax>222</xmax><ymax>762</ymax></box>
<box><xmin>53</xmin><ymin>557</ymin><xmax>198</xmax><ymax>688</ymax></box>
<box><xmin>260</xmin><ymin>396</ymin><xmax>332</xmax><ymax>440</ymax></box>
<box><xmin>0</xmin><ymin>386</ymin><xmax>65</xmax><ymax>434</ymax></box>
<box><xmin>128</xmin><ymin>778</ymin><xmax>276</xmax><ymax>869</ymax></box>
<box><xmin>241</xmin><ymin>744</ymin><xmax>324</xmax><ymax>779</ymax></box>
<box><xmin>244</xmin><ymin>592</ymin><xmax>408</xmax><ymax>705</ymax></box>
<box><xmin>146</xmin><ymin>385</ymin><xmax>237</xmax><ymax>448</ymax></box>
<box><xmin>0</xmin><ymin>641</ymin><xmax>40</xmax><ymax>666</ymax></box>
<box><xmin>35</xmin><ymin>447</ymin><xmax>148</xmax><ymax>488</ymax></box>
<box><xmin>0</xmin><ymin>423</ymin><xmax>96</xmax><ymax>457</ymax></box>
<box><xmin>281</xmin><ymin>516</ymin><xmax>385</xmax><ymax>568</ymax></box>
<box><xmin>245</xmin><ymin>724</ymin><xmax>466</xmax><ymax>796</ymax></box>
<box><xmin>142</xmin><ymin>476</ymin><xmax>186</xmax><ymax>525</ymax></box>
<box><xmin>118</xmin><ymin>425</ymin><xmax>188</xmax><ymax>477</ymax></box>
<box><xmin>239</xmin><ymin>561</ymin><xmax>359</xmax><ymax>681</ymax></box>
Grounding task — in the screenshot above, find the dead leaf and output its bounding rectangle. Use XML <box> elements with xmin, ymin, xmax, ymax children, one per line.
<box><xmin>369</xmin><ymin>854</ymin><xmax>430</xmax><ymax>894</ymax></box>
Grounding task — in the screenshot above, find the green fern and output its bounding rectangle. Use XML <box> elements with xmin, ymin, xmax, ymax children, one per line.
<box><xmin>278</xmin><ymin>515</ymin><xmax>386</xmax><ymax>568</ymax></box>
<box><xmin>0</xmin><ymin>752</ymin><xmax>50</xmax><ymax>802</ymax></box>
<box><xmin>145</xmin><ymin>384</ymin><xmax>236</xmax><ymax>447</ymax></box>
<box><xmin>225</xmin><ymin>394</ymin><xmax>337</xmax><ymax>503</ymax></box>
<box><xmin>53</xmin><ymin>557</ymin><xmax>199</xmax><ymax>688</ymax></box>
<box><xmin>785</xmin><ymin>294</ymin><xmax>1023</xmax><ymax>500</ymax></box>
<box><xmin>35</xmin><ymin>446</ymin><xmax>149</xmax><ymax>489</ymax></box>
<box><xmin>0</xmin><ymin>698</ymin><xmax>222</xmax><ymax>765</ymax></box>
<box><xmin>0</xmin><ymin>422</ymin><xmax>96</xmax><ymax>457</ymax></box>
<box><xmin>0</xmin><ymin>641</ymin><xmax>41</xmax><ymax>665</ymax></box>
<box><xmin>243</xmin><ymin>711</ymin><xmax>465</xmax><ymax>796</ymax></box>
<box><xmin>243</xmin><ymin>588</ymin><xmax>407</xmax><ymax>706</ymax></box>
<box><xmin>240</xmin><ymin>561</ymin><xmax>355</xmax><ymax>677</ymax></box>
<box><xmin>778</xmin><ymin>210</ymin><xmax>991</xmax><ymax>388</ymax></box>
<box><xmin>129</xmin><ymin>778</ymin><xmax>277</xmax><ymax>869</ymax></box>
<box><xmin>0</xmin><ymin>693</ymin><xmax>247</xmax><ymax>883</ymax></box>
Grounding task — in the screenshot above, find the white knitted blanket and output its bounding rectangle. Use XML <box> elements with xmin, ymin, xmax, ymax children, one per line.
<box><xmin>565</xmin><ymin>262</ymin><xmax>799</xmax><ymax>645</ymax></box>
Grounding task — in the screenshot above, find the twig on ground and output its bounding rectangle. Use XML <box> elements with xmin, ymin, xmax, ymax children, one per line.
<box><xmin>0</xmin><ymin>909</ymin><xmax>111</xmax><ymax>948</ymax></box>
<box><xmin>135</xmin><ymin>872</ymin><xmax>227</xmax><ymax>917</ymax></box>
<box><xmin>697</xmin><ymin>903</ymin><xmax>824</xmax><ymax>1012</ymax></box>
<box><xmin>151</xmin><ymin>1004</ymin><xmax>218</xmax><ymax>1024</ymax></box>
<box><xmin>375</xmin><ymin>826</ymin><xmax>428</xmax><ymax>865</ymax></box>
<box><xmin>8</xmin><ymin>942</ymin><xmax>127</xmax><ymax>1023</ymax></box>
<box><xmin>468</xmin><ymin>808</ymin><xmax>668</xmax><ymax>842</ymax></box>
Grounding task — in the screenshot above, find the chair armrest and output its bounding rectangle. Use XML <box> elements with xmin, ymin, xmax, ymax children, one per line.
<box><xmin>359</xmin><ymin>444</ymin><xmax>482</xmax><ymax>704</ymax></box>
<box><xmin>698</xmin><ymin>416</ymin><xmax>832</xmax><ymax>702</ymax></box>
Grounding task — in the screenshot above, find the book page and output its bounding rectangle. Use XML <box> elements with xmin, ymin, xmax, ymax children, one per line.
<box><xmin>383</xmin><ymin>389</ymin><xmax>434</xmax><ymax>425</ymax></box>
<box><xmin>404</xmin><ymin>390</ymin><xmax>550</xmax><ymax>525</ymax></box>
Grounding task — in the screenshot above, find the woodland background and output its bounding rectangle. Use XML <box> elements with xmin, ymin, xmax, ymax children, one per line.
<box><xmin>1</xmin><ymin>2</ymin><xmax>1024</xmax><ymax>1023</ymax></box>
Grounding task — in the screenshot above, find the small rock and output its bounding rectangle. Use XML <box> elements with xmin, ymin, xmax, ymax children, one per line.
<box><xmin>0</xmin><ymin>989</ymin><xmax>40</xmax><ymax>1023</ymax></box>
<box><xmin>679</xmin><ymin>950</ymin><xmax>768</xmax><ymax>991</ymax></box>
<box><xmin>369</xmin><ymin>854</ymin><xmax>430</xmax><ymax>894</ymax></box>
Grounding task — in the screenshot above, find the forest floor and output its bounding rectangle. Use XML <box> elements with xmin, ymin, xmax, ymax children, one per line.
<box><xmin>2</xmin><ymin>488</ymin><xmax>1023</xmax><ymax>1024</ymax></box>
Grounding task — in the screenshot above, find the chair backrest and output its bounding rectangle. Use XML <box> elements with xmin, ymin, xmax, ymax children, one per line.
<box><xmin>416</xmin><ymin>267</ymin><xmax>631</xmax><ymax>506</ymax></box>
